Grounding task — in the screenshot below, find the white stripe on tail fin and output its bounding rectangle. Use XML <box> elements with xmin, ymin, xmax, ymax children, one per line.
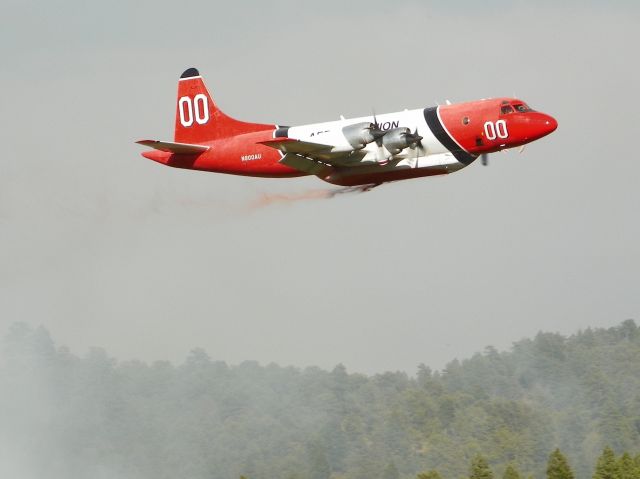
<box><xmin>175</xmin><ymin>68</ymin><xmax>273</xmax><ymax>143</ymax></box>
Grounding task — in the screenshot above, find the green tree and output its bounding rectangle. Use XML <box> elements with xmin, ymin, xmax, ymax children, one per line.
<box><xmin>547</xmin><ymin>449</ymin><xmax>574</xmax><ymax>479</ymax></box>
<box><xmin>417</xmin><ymin>470</ymin><xmax>442</xmax><ymax>479</ymax></box>
<box><xmin>503</xmin><ymin>464</ymin><xmax>521</xmax><ymax>479</ymax></box>
<box><xmin>617</xmin><ymin>453</ymin><xmax>637</xmax><ymax>479</ymax></box>
<box><xmin>593</xmin><ymin>447</ymin><xmax>620</xmax><ymax>479</ymax></box>
<box><xmin>470</xmin><ymin>455</ymin><xmax>494</xmax><ymax>479</ymax></box>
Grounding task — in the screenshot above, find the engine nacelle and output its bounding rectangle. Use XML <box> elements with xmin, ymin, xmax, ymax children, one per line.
<box><xmin>383</xmin><ymin>127</ymin><xmax>416</xmax><ymax>155</ymax></box>
<box><xmin>342</xmin><ymin>122</ymin><xmax>379</xmax><ymax>150</ymax></box>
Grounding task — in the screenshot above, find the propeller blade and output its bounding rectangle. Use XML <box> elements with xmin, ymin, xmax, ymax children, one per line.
<box><xmin>406</xmin><ymin>128</ymin><xmax>423</xmax><ymax>148</ymax></box>
<box><xmin>518</xmin><ymin>145</ymin><xmax>526</xmax><ymax>154</ymax></box>
<box><xmin>409</xmin><ymin>128</ymin><xmax>425</xmax><ymax>164</ymax></box>
<box><xmin>370</xmin><ymin>109</ymin><xmax>387</xmax><ymax>146</ymax></box>
<box><xmin>371</xmin><ymin>126</ymin><xmax>386</xmax><ymax>143</ymax></box>
<box><xmin>372</xmin><ymin>109</ymin><xmax>379</xmax><ymax>129</ymax></box>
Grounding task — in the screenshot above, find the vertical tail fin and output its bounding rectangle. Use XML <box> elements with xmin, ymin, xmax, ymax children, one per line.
<box><xmin>174</xmin><ymin>68</ymin><xmax>273</xmax><ymax>143</ymax></box>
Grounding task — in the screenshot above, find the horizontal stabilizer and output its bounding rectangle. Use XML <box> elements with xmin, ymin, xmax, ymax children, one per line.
<box><xmin>136</xmin><ymin>140</ymin><xmax>209</xmax><ymax>155</ymax></box>
<box><xmin>258</xmin><ymin>138</ymin><xmax>333</xmax><ymax>155</ymax></box>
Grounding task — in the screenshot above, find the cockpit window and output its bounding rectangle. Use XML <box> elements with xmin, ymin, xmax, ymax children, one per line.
<box><xmin>513</xmin><ymin>103</ymin><xmax>532</xmax><ymax>113</ymax></box>
<box><xmin>501</xmin><ymin>105</ymin><xmax>515</xmax><ymax>114</ymax></box>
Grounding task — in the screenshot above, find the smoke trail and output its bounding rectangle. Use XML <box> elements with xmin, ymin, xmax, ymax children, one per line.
<box><xmin>248</xmin><ymin>186</ymin><xmax>373</xmax><ymax>209</ymax></box>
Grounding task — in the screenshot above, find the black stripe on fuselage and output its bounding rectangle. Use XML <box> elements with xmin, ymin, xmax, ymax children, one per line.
<box><xmin>423</xmin><ymin>107</ymin><xmax>476</xmax><ymax>166</ymax></box>
<box><xmin>272</xmin><ymin>126</ymin><xmax>291</xmax><ymax>159</ymax></box>
<box><xmin>274</xmin><ymin>126</ymin><xmax>290</xmax><ymax>138</ymax></box>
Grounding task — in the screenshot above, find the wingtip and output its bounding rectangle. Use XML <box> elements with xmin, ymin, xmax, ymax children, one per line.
<box><xmin>180</xmin><ymin>67</ymin><xmax>200</xmax><ymax>79</ymax></box>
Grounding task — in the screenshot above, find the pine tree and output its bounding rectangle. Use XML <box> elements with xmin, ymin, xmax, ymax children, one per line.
<box><xmin>470</xmin><ymin>455</ymin><xmax>494</xmax><ymax>479</ymax></box>
<box><xmin>417</xmin><ymin>470</ymin><xmax>443</xmax><ymax>479</ymax></box>
<box><xmin>547</xmin><ymin>449</ymin><xmax>575</xmax><ymax>479</ymax></box>
<box><xmin>503</xmin><ymin>464</ymin><xmax>522</xmax><ymax>479</ymax></box>
<box><xmin>593</xmin><ymin>446</ymin><xmax>620</xmax><ymax>479</ymax></box>
<box><xmin>617</xmin><ymin>453</ymin><xmax>636</xmax><ymax>479</ymax></box>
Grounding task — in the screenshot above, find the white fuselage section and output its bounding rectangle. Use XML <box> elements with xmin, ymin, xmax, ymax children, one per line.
<box><xmin>286</xmin><ymin>108</ymin><xmax>465</xmax><ymax>172</ymax></box>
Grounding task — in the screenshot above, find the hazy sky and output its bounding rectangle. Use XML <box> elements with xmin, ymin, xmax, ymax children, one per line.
<box><xmin>1</xmin><ymin>0</ymin><xmax>638</xmax><ymax>374</ymax></box>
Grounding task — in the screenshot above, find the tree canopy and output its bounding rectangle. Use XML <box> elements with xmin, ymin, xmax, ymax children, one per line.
<box><xmin>504</xmin><ymin>464</ymin><xmax>522</xmax><ymax>479</ymax></box>
<box><xmin>547</xmin><ymin>449</ymin><xmax>575</xmax><ymax>479</ymax></box>
<box><xmin>470</xmin><ymin>455</ymin><xmax>494</xmax><ymax>479</ymax></box>
<box><xmin>593</xmin><ymin>447</ymin><xmax>620</xmax><ymax>479</ymax></box>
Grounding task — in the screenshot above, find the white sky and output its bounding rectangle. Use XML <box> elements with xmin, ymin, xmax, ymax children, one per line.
<box><xmin>1</xmin><ymin>1</ymin><xmax>638</xmax><ymax>374</ymax></box>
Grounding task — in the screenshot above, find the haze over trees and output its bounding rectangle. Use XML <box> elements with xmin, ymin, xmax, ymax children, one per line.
<box><xmin>1</xmin><ymin>320</ymin><xmax>639</xmax><ymax>479</ymax></box>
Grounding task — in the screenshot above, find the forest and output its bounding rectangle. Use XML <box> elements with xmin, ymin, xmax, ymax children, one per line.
<box><xmin>1</xmin><ymin>320</ymin><xmax>639</xmax><ymax>479</ymax></box>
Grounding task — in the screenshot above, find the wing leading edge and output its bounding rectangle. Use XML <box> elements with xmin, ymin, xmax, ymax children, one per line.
<box><xmin>136</xmin><ymin>140</ymin><xmax>210</xmax><ymax>154</ymax></box>
<box><xmin>257</xmin><ymin>138</ymin><xmax>333</xmax><ymax>155</ymax></box>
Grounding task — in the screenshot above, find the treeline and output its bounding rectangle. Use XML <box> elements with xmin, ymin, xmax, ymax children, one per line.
<box><xmin>0</xmin><ymin>320</ymin><xmax>639</xmax><ymax>479</ymax></box>
<box><xmin>414</xmin><ymin>448</ymin><xmax>640</xmax><ymax>479</ymax></box>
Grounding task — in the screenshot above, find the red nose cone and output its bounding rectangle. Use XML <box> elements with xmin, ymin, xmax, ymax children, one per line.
<box><xmin>543</xmin><ymin>114</ymin><xmax>558</xmax><ymax>135</ymax></box>
<box><xmin>526</xmin><ymin>112</ymin><xmax>558</xmax><ymax>141</ymax></box>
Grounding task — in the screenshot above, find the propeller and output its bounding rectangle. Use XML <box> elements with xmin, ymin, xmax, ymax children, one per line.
<box><xmin>407</xmin><ymin>128</ymin><xmax>425</xmax><ymax>168</ymax></box>
<box><xmin>369</xmin><ymin>113</ymin><xmax>387</xmax><ymax>144</ymax></box>
<box><xmin>406</xmin><ymin>128</ymin><xmax>423</xmax><ymax>149</ymax></box>
<box><xmin>371</xmin><ymin>110</ymin><xmax>389</xmax><ymax>163</ymax></box>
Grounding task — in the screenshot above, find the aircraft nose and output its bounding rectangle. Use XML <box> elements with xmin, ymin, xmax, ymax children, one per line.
<box><xmin>525</xmin><ymin>112</ymin><xmax>558</xmax><ymax>140</ymax></box>
<box><xmin>542</xmin><ymin>114</ymin><xmax>558</xmax><ymax>134</ymax></box>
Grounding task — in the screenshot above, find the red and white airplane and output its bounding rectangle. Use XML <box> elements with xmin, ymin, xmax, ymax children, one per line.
<box><xmin>137</xmin><ymin>68</ymin><xmax>557</xmax><ymax>188</ymax></box>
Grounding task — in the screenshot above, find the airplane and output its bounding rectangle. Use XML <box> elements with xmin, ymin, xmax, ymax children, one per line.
<box><xmin>137</xmin><ymin>68</ymin><xmax>557</xmax><ymax>188</ymax></box>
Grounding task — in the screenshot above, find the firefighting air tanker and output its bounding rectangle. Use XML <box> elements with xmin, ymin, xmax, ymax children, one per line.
<box><xmin>137</xmin><ymin>68</ymin><xmax>557</xmax><ymax>188</ymax></box>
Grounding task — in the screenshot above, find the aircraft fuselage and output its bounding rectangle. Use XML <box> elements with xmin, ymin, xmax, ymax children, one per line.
<box><xmin>139</xmin><ymin>69</ymin><xmax>557</xmax><ymax>187</ymax></box>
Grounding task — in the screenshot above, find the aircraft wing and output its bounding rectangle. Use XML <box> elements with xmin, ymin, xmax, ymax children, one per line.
<box><xmin>278</xmin><ymin>153</ymin><xmax>333</xmax><ymax>176</ymax></box>
<box><xmin>258</xmin><ymin>138</ymin><xmax>367</xmax><ymax>172</ymax></box>
<box><xmin>258</xmin><ymin>138</ymin><xmax>333</xmax><ymax>155</ymax></box>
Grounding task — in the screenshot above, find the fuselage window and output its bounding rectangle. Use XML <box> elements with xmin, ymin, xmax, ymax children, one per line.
<box><xmin>462</xmin><ymin>116</ymin><xmax>470</xmax><ymax>125</ymax></box>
